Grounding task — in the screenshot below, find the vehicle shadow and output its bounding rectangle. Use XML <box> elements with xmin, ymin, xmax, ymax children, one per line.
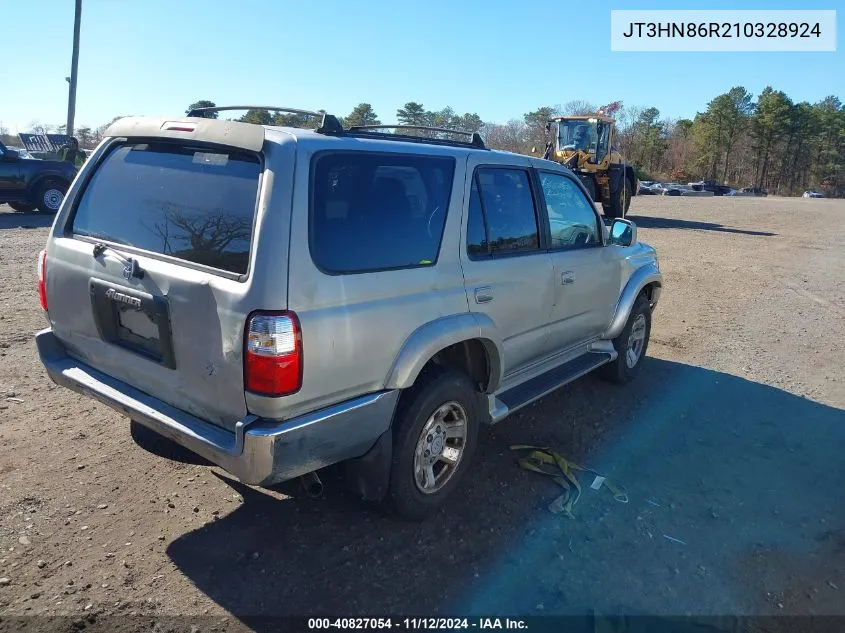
<box><xmin>166</xmin><ymin>359</ymin><xmax>845</xmax><ymax>625</ymax></box>
<box><xmin>629</xmin><ymin>214</ymin><xmax>776</xmax><ymax>237</ymax></box>
<box><xmin>0</xmin><ymin>210</ymin><xmax>54</xmax><ymax>230</ymax></box>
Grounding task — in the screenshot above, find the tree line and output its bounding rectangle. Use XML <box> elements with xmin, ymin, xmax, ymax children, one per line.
<box><xmin>183</xmin><ymin>100</ymin><xmax>486</xmax><ymax>138</ymax></box>
<box><xmin>6</xmin><ymin>87</ymin><xmax>841</xmax><ymax>196</ymax></box>
<box><xmin>479</xmin><ymin>90</ymin><xmax>843</xmax><ymax>196</ymax></box>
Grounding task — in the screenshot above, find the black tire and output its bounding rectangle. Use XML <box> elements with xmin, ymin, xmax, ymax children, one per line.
<box><xmin>600</xmin><ymin>294</ymin><xmax>652</xmax><ymax>385</ymax></box>
<box><xmin>34</xmin><ymin>180</ymin><xmax>68</xmax><ymax>214</ymax></box>
<box><xmin>9</xmin><ymin>202</ymin><xmax>35</xmax><ymax>213</ymax></box>
<box><xmin>581</xmin><ymin>176</ymin><xmax>596</xmax><ymax>202</ymax></box>
<box><xmin>386</xmin><ymin>368</ymin><xmax>481</xmax><ymax>521</ymax></box>
<box><xmin>604</xmin><ymin>175</ymin><xmax>632</xmax><ymax>219</ymax></box>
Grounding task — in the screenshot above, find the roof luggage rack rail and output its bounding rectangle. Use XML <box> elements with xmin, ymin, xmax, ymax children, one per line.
<box><xmin>346</xmin><ymin>125</ymin><xmax>487</xmax><ymax>150</ymax></box>
<box><xmin>186</xmin><ymin>105</ymin><xmax>344</xmax><ymax>134</ymax></box>
<box><xmin>184</xmin><ymin>107</ymin><xmax>486</xmax><ymax>149</ymax></box>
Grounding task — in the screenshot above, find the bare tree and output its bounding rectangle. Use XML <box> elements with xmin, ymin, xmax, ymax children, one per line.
<box><xmin>482</xmin><ymin>120</ymin><xmax>529</xmax><ymax>154</ymax></box>
<box><xmin>150</xmin><ymin>204</ymin><xmax>251</xmax><ymax>262</ymax></box>
<box><xmin>93</xmin><ymin>116</ymin><xmax>128</xmax><ymax>144</ymax></box>
<box><xmin>614</xmin><ymin>105</ymin><xmax>643</xmax><ymax>159</ymax></box>
<box><xmin>562</xmin><ymin>100</ymin><xmax>597</xmax><ymax>116</ymax></box>
<box><xmin>27</xmin><ymin>121</ymin><xmax>50</xmax><ymax>135</ymax></box>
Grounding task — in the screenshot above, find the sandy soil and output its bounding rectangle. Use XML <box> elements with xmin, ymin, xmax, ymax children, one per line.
<box><xmin>0</xmin><ymin>196</ymin><xmax>843</xmax><ymax>631</ymax></box>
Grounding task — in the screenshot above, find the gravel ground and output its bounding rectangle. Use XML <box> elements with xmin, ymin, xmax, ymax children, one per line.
<box><xmin>0</xmin><ymin>196</ymin><xmax>843</xmax><ymax>630</ymax></box>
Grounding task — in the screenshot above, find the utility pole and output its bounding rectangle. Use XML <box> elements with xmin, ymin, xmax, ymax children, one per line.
<box><xmin>65</xmin><ymin>0</ymin><xmax>82</xmax><ymax>138</ymax></box>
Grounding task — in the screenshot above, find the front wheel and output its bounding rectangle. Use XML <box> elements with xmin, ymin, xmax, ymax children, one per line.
<box><xmin>34</xmin><ymin>180</ymin><xmax>68</xmax><ymax>214</ymax></box>
<box><xmin>582</xmin><ymin>176</ymin><xmax>597</xmax><ymax>202</ymax></box>
<box><xmin>603</xmin><ymin>176</ymin><xmax>631</xmax><ymax>219</ymax></box>
<box><xmin>600</xmin><ymin>294</ymin><xmax>652</xmax><ymax>384</ymax></box>
<box><xmin>386</xmin><ymin>369</ymin><xmax>480</xmax><ymax>521</ymax></box>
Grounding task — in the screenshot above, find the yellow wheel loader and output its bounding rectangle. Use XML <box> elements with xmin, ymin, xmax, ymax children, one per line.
<box><xmin>539</xmin><ymin>102</ymin><xmax>639</xmax><ymax>219</ymax></box>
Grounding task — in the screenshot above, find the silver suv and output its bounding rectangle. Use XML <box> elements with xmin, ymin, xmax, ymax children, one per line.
<box><xmin>36</xmin><ymin>106</ymin><xmax>662</xmax><ymax>520</ymax></box>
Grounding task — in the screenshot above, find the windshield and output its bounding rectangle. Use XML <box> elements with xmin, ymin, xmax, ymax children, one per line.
<box><xmin>557</xmin><ymin>119</ymin><xmax>597</xmax><ymax>152</ymax></box>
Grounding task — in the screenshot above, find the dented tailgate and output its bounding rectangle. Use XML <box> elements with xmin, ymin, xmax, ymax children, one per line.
<box><xmin>43</xmin><ymin>124</ymin><xmax>288</xmax><ymax>431</ymax></box>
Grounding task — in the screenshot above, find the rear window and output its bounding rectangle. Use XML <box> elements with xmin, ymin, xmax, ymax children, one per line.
<box><xmin>72</xmin><ymin>142</ymin><xmax>261</xmax><ymax>275</ymax></box>
<box><xmin>310</xmin><ymin>152</ymin><xmax>456</xmax><ymax>273</ymax></box>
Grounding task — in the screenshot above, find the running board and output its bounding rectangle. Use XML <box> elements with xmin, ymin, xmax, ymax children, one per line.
<box><xmin>489</xmin><ymin>352</ymin><xmax>613</xmax><ymax>424</ymax></box>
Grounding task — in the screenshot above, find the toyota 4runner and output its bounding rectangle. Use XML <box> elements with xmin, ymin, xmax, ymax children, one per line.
<box><xmin>35</xmin><ymin>106</ymin><xmax>662</xmax><ymax>520</ymax></box>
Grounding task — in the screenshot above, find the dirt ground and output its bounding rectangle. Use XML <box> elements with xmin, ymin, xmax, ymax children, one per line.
<box><xmin>0</xmin><ymin>196</ymin><xmax>844</xmax><ymax>631</ymax></box>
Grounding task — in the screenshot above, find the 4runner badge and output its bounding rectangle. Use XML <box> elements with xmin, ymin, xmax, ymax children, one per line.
<box><xmin>105</xmin><ymin>288</ymin><xmax>142</xmax><ymax>309</ymax></box>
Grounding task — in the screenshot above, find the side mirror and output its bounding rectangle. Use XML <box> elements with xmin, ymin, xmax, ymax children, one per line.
<box><xmin>609</xmin><ymin>218</ymin><xmax>637</xmax><ymax>247</ymax></box>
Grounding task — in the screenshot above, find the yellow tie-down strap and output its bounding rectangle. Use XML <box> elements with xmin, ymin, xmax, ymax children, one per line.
<box><xmin>510</xmin><ymin>445</ymin><xmax>628</xmax><ymax>518</ymax></box>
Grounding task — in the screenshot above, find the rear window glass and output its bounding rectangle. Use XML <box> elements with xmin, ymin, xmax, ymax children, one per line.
<box><xmin>72</xmin><ymin>142</ymin><xmax>261</xmax><ymax>275</ymax></box>
<box><xmin>310</xmin><ymin>152</ymin><xmax>456</xmax><ymax>273</ymax></box>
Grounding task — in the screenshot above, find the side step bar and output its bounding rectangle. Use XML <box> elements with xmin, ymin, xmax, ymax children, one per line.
<box><xmin>489</xmin><ymin>351</ymin><xmax>613</xmax><ymax>423</ymax></box>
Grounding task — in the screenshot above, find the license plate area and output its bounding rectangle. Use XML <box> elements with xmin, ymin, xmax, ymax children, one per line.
<box><xmin>89</xmin><ymin>279</ymin><xmax>176</xmax><ymax>368</ymax></box>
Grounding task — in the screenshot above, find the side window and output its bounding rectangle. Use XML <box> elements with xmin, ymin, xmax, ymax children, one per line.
<box><xmin>538</xmin><ymin>172</ymin><xmax>601</xmax><ymax>249</ymax></box>
<box><xmin>466</xmin><ymin>178</ymin><xmax>488</xmax><ymax>258</ymax></box>
<box><xmin>467</xmin><ymin>168</ymin><xmax>540</xmax><ymax>258</ymax></box>
<box><xmin>311</xmin><ymin>153</ymin><xmax>456</xmax><ymax>273</ymax></box>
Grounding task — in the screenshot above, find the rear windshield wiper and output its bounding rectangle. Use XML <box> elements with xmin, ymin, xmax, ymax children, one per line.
<box><xmin>92</xmin><ymin>242</ymin><xmax>145</xmax><ymax>280</ymax></box>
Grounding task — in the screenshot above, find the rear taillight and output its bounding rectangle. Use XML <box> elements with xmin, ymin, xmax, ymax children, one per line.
<box><xmin>37</xmin><ymin>250</ymin><xmax>47</xmax><ymax>311</ymax></box>
<box><xmin>244</xmin><ymin>311</ymin><xmax>302</xmax><ymax>396</ymax></box>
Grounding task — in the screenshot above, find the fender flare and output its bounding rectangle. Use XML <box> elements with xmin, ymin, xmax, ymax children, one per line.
<box><xmin>384</xmin><ymin>313</ymin><xmax>504</xmax><ymax>393</ymax></box>
<box><xmin>26</xmin><ymin>172</ymin><xmax>72</xmax><ymax>199</ymax></box>
<box><xmin>602</xmin><ymin>264</ymin><xmax>662</xmax><ymax>340</ymax></box>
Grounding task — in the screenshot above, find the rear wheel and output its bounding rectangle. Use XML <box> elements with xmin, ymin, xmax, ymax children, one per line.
<box><xmin>386</xmin><ymin>368</ymin><xmax>480</xmax><ymax>521</ymax></box>
<box><xmin>34</xmin><ymin>180</ymin><xmax>68</xmax><ymax>214</ymax></box>
<box><xmin>8</xmin><ymin>202</ymin><xmax>35</xmax><ymax>213</ymax></box>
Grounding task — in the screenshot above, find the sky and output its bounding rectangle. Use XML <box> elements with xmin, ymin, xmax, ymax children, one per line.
<box><xmin>2</xmin><ymin>0</ymin><xmax>842</xmax><ymax>135</ymax></box>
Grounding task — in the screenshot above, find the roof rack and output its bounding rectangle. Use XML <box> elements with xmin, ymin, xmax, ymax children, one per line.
<box><xmin>182</xmin><ymin>108</ymin><xmax>486</xmax><ymax>149</ymax></box>
<box><xmin>346</xmin><ymin>125</ymin><xmax>487</xmax><ymax>150</ymax></box>
<box><xmin>186</xmin><ymin>105</ymin><xmax>344</xmax><ymax>134</ymax></box>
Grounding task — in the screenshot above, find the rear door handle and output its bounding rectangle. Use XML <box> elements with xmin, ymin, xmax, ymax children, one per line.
<box><xmin>561</xmin><ymin>271</ymin><xmax>575</xmax><ymax>285</ymax></box>
<box><xmin>474</xmin><ymin>286</ymin><xmax>493</xmax><ymax>304</ymax></box>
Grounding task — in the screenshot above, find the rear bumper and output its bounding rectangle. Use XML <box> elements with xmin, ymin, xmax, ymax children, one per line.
<box><xmin>36</xmin><ymin>328</ymin><xmax>398</xmax><ymax>486</ymax></box>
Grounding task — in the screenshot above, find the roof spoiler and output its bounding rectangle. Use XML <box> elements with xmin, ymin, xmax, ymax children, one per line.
<box><xmin>105</xmin><ymin>116</ymin><xmax>266</xmax><ymax>152</ymax></box>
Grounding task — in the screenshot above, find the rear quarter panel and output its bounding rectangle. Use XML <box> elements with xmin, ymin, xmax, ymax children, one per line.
<box><xmin>251</xmin><ymin>138</ymin><xmax>471</xmax><ymax>420</ymax></box>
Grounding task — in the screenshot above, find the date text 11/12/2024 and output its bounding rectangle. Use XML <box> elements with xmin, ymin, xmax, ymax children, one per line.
<box><xmin>307</xmin><ymin>618</ymin><xmax>528</xmax><ymax>630</ymax></box>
